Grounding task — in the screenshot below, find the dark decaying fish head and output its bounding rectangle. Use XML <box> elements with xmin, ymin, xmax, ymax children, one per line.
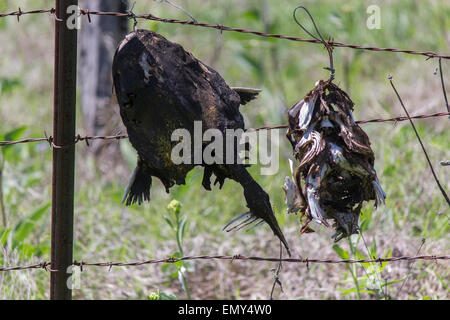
<box><xmin>112</xmin><ymin>30</ymin><xmax>290</xmax><ymax>254</ymax></box>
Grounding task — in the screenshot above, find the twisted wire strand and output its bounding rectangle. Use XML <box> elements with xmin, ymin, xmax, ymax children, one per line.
<box><xmin>0</xmin><ymin>8</ymin><xmax>449</xmax><ymax>59</ymax></box>
<box><xmin>1</xmin><ymin>254</ymin><xmax>447</xmax><ymax>272</ymax></box>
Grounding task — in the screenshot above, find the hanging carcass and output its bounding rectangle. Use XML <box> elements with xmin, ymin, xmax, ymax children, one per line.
<box><xmin>283</xmin><ymin>80</ymin><xmax>386</xmax><ymax>241</ymax></box>
<box><xmin>112</xmin><ymin>30</ymin><xmax>290</xmax><ymax>254</ymax></box>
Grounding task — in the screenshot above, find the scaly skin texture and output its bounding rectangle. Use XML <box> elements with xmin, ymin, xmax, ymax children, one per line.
<box><xmin>112</xmin><ymin>30</ymin><xmax>289</xmax><ymax>254</ymax></box>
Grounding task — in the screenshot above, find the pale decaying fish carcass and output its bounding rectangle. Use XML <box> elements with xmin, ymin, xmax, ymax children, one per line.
<box><xmin>283</xmin><ymin>80</ymin><xmax>386</xmax><ymax>241</ymax></box>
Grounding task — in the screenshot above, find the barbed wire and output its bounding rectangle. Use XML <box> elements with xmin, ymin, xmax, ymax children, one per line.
<box><xmin>0</xmin><ymin>8</ymin><xmax>57</xmax><ymax>20</ymax></box>
<box><xmin>0</xmin><ymin>134</ymin><xmax>128</xmax><ymax>148</ymax></box>
<box><xmin>1</xmin><ymin>112</ymin><xmax>448</xmax><ymax>148</ymax></box>
<box><xmin>1</xmin><ymin>254</ymin><xmax>447</xmax><ymax>273</ymax></box>
<box><xmin>253</xmin><ymin>111</ymin><xmax>450</xmax><ymax>131</ymax></box>
<box><xmin>1</xmin><ymin>7</ymin><xmax>450</xmax><ymax>60</ymax></box>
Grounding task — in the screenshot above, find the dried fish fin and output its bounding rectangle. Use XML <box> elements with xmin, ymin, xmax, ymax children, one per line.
<box><xmin>122</xmin><ymin>161</ymin><xmax>152</xmax><ymax>206</ymax></box>
<box><xmin>283</xmin><ymin>176</ymin><xmax>298</xmax><ymax>213</ymax></box>
<box><xmin>289</xmin><ymin>100</ymin><xmax>304</xmax><ymax>118</ymax></box>
<box><xmin>224</xmin><ymin>214</ymin><xmax>273</xmax><ymax>234</ymax></box>
<box><xmin>282</xmin><ymin>171</ymin><xmax>307</xmax><ymax>214</ymax></box>
<box><xmin>289</xmin><ymin>158</ymin><xmax>295</xmax><ymax>176</ymax></box>
<box><xmin>298</xmin><ymin>95</ymin><xmax>317</xmax><ymax>130</ymax></box>
<box><xmin>306</xmin><ymin>188</ymin><xmax>330</xmax><ymax>227</ymax></box>
<box><xmin>232</xmin><ymin>87</ymin><xmax>261</xmax><ymax>105</ymax></box>
<box><xmin>372</xmin><ymin>177</ymin><xmax>386</xmax><ymax>207</ymax></box>
<box><xmin>306</xmin><ymin>173</ymin><xmax>330</xmax><ymax>227</ymax></box>
<box><xmin>282</xmin><ymin>159</ymin><xmax>301</xmax><ymax>213</ymax></box>
<box><xmin>236</xmin><ymin>217</ymin><xmax>264</xmax><ymax>231</ymax></box>
<box><xmin>122</xmin><ymin>166</ymin><xmax>138</xmax><ymax>204</ymax></box>
<box><xmin>246</xmin><ymin>219</ymin><xmax>265</xmax><ymax>231</ymax></box>
<box><xmin>223</xmin><ymin>212</ymin><xmax>252</xmax><ymax>232</ymax></box>
<box><xmin>234</xmin><ymin>216</ymin><xmax>260</xmax><ymax>231</ymax></box>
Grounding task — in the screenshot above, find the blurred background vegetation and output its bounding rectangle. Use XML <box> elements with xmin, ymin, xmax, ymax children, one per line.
<box><xmin>0</xmin><ymin>0</ymin><xmax>448</xmax><ymax>299</ymax></box>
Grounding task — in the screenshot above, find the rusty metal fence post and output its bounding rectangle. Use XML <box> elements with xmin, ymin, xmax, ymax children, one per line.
<box><xmin>51</xmin><ymin>0</ymin><xmax>78</xmax><ymax>300</ymax></box>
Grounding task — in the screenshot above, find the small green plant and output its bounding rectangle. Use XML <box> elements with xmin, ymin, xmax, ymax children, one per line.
<box><xmin>147</xmin><ymin>290</ymin><xmax>177</xmax><ymax>300</ymax></box>
<box><xmin>0</xmin><ymin>77</ymin><xmax>23</xmax><ymax>97</ymax></box>
<box><xmin>0</xmin><ymin>126</ymin><xmax>51</xmax><ymax>263</ymax></box>
<box><xmin>0</xmin><ymin>126</ymin><xmax>28</xmax><ymax>228</ymax></box>
<box><xmin>160</xmin><ymin>200</ymin><xmax>193</xmax><ymax>299</ymax></box>
<box><xmin>0</xmin><ymin>202</ymin><xmax>51</xmax><ymax>264</ymax></box>
<box><xmin>333</xmin><ymin>213</ymin><xmax>404</xmax><ymax>300</ymax></box>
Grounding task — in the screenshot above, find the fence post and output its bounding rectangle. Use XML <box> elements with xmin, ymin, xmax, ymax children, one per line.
<box><xmin>51</xmin><ymin>0</ymin><xmax>78</xmax><ymax>300</ymax></box>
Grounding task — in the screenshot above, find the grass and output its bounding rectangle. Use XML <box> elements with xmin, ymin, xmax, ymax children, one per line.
<box><xmin>0</xmin><ymin>0</ymin><xmax>449</xmax><ymax>299</ymax></box>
